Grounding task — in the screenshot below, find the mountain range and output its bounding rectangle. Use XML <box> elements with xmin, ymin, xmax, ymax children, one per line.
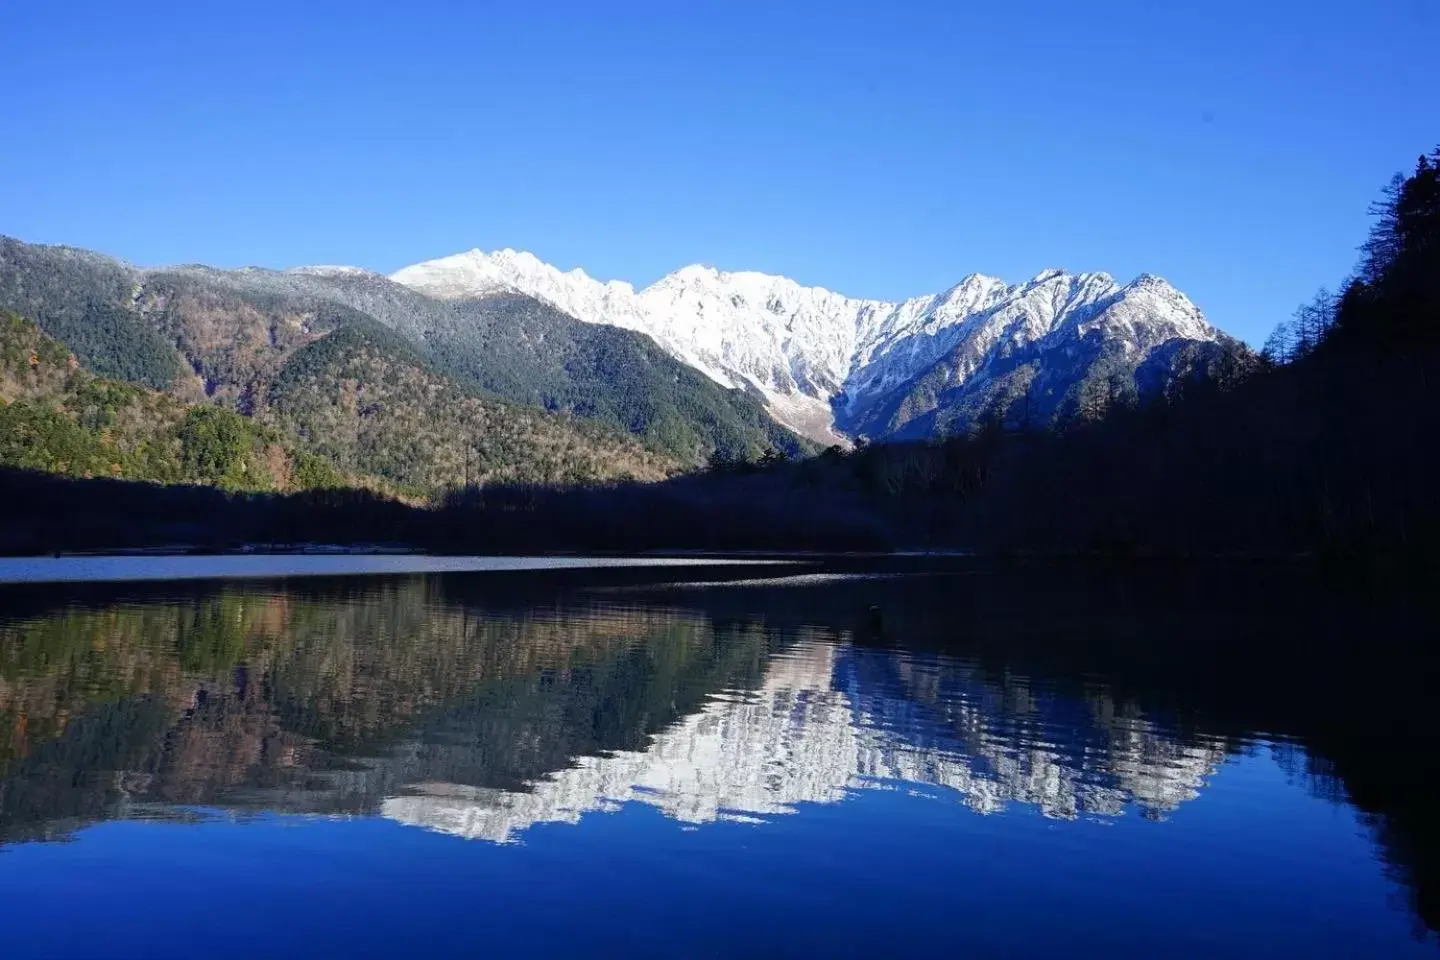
<box><xmin>1</xmin><ymin>234</ymin><xmax>1240</xmax><ymax>493</ymax></box>
<box><xmin>394</xmin><ymin>249</ymin><xmax>1237</xmax><ymax>443</ymax></box>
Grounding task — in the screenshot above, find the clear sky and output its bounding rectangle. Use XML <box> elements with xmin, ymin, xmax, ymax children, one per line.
<box><xmin>4</xmin><ymin>0</ymin><xmax>1436</xmax><ymax>344</ymax></box>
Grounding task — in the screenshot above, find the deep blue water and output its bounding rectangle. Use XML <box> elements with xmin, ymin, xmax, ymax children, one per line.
<box><xmin>0</xmin><ymin>564</ymin><xmax>1432</xmax><ymax>957</ymax></box>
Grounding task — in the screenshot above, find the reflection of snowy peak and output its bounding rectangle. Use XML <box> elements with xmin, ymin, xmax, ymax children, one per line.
<box><xmin>392</xmin><ymin>250</ymin><xmax>1227</xmax><ymax>443</ymax></box>
<box><xmin>382</xmin><ymin>641</ymin><xmax>1226</xmax><ymax>843</ymax></box>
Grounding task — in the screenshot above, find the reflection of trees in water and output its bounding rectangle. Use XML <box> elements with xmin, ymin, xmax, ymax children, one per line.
<box><xmin>0</xmin><ymin>580</ymin><xmax>778</xmax><ymax>837</ymax></box>
<box><xmin>0</xmin><ymin>570</ymin><xmax>1435</xmax><ymax>936</ymax></box>
<box><xmin>1273</xmin><ymin>722</ymin><xmax>1440</xmax><ymax>939</ymax></box>
<box><xmin>3</xmin><ymin>579</ymin><xmax>1221</xmax><ymax>839</ymax></box>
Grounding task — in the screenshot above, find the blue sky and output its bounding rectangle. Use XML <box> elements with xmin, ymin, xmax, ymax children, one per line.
<box><xmin>4</xmin><ymin>1</ymin><xmax>1436</xmax><ymax>344</ymax></box>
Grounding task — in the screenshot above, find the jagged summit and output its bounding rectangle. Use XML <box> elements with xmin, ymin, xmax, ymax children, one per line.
<box><xmin>392</xmin><ymin>249</ymin><xmax>1228</xmax><ymax>443</ymax></box>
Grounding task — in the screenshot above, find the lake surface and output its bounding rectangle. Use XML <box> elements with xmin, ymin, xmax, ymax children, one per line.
<box><xmin>0</xmin><ymin>553</ymin><xmax>792</xmax><ymax>584</ymax></box>
<box><xmin>0</xmin><ymin>561</ymin><xmax>1434</xmax><ymax>957</ymax></box>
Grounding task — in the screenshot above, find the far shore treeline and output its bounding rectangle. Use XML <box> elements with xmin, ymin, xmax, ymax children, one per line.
<box><xmin>2</xmin><ymin>148</ymin><xmax>1437</xmax><ymax>560</ymax></box>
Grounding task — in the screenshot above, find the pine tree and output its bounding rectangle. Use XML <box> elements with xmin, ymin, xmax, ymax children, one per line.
<box><xmin>1261</xmin><ymin>321</ymin><xmax>1294</xmax><ymax>364</ymax></box>
<box><xmin>1360</xmin><ymin>174</ymin><xmax>1406</xmax><ymax>285</ymax></box>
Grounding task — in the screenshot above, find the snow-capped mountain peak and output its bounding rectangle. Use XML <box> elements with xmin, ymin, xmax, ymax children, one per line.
<box><xmin>391</xmin><ymin>250</ymin><xmax>1227</xmax><ymax>443</ymax></box>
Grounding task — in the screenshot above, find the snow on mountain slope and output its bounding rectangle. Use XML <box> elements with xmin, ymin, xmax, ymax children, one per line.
<box><xmin>391</xmin><ymin>249</ymin><xmax>1226</xmax><ymax>443</ymax></box>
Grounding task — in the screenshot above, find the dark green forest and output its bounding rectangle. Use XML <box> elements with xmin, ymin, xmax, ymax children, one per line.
<box><xmin>0</xmin><ymin>239</ymin><xmax>182</xmax><ymax>388</ymax></box>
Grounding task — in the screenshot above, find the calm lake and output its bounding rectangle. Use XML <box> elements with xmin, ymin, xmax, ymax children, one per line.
<box><xmin>0</xmin><ymin>558</ymin><xmax>1434</xmax><ymax>957</ymax></box>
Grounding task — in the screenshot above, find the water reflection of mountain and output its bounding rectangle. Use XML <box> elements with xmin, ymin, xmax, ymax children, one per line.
<box><xmin>1</xmin><ymin>577</ymin><xmax>1224</xmax><ymax>850</ymax></box>
<box><xmin>386</xmin><ymin>640</ymin><xmax>1227</xmax><ymax>842</ymax></box>
<box><xmin>0</xmin><ymin>567</ymin><xmax>1434</xmax><ymax>934</ymax></box>
<box><xmin>0</xmin><ymin>580</ymin><xmax>771</xmax><ymax>839</ymax></box>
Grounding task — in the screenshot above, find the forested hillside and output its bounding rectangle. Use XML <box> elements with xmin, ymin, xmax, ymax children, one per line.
<box><xmin>0</xmin><ymin>245</ymin><xmax>808</xmax><ymax>468</ymax></box>
<box><xmin>176</xmin><ymin>265</ymin><xmax>810</xmax><ymax>462</ymax></box>
<box><xmin>267</xmin><ymin>323</ymin><xmax>676</xmax><ymax>494</ymax></box>
<box><xmin>136</xmin><ymin>270</ymin><xmax>372</xmax><ymax>407</ymax></box>
<box><xmin>0</xmin><ymin>239</ymin><xmax>181</xmax><ymax>388</ymax></box>
<box><xmin>0</xmin><ymin>310</ymin><xmax>340</xmax><ymax>490</ymax></box>
<box><xmin>443</xmin><ymin>295</ymin><xmax>810</xmax><ymax>462</ymax></box>
<box><xmin>0</xmin><ymin>249</ymin><xmax>686</xmax><ymax>493</ymax></box>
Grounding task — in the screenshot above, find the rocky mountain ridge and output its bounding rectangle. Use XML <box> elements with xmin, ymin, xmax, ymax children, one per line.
<box><xmin>392</xmin><ymin>249</ymin><xmax>1234</xmax><ymax>442</ymax></box>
